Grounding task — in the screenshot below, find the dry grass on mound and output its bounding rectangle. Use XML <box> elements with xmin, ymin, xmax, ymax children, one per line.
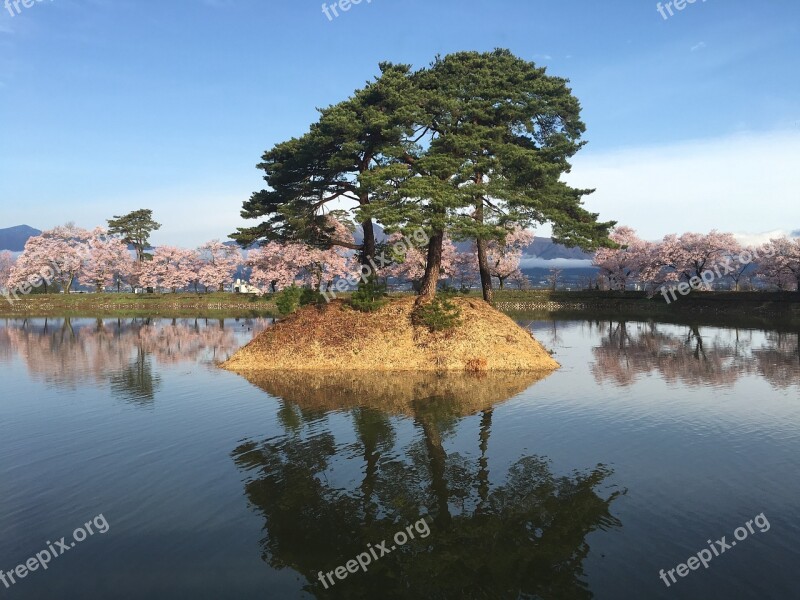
<box><xmin>221</xmin><ymin>297</ymin><xmax>559</xmax><ymax>373</ymax></box>
<box><xmin>237</xmin><ymin>370</ymin><xmax>552</xmax><ymax>417</ymax></box>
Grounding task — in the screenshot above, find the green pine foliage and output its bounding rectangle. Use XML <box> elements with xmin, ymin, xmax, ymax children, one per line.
<box><xmin>412</xmin><ymin>294</ymin><xmax>462</xmax><ymax>332</ymax></box>
<box><xmin>234</xmin><ymin>50</ymin><xmax>617</xmax><ymax>299</ymax></box>
<box><xmin>275</xmin><ymin>285</ymin><xmax>303</xmax><ymax>315</ymax></box>
<box><xmin>349</xmin><ymin>276</ymin><xmax>388</xmax><ymax>312</ymax></box>
<box><xmin>300</xmin><ymin>288</ymin><xmax>324</xmax><ymax>307</ymax></box>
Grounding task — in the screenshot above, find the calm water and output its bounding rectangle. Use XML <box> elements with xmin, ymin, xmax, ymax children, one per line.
<box><xmin>0</xmin><ymin>316</ymin><xmax>798</xmax><ymax>599</ymax></box>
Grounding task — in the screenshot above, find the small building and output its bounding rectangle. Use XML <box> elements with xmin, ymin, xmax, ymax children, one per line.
<box><xmin>233</xmin><ymin>279</ymin><xmax>261</xmax><ymax>295</ymax></box>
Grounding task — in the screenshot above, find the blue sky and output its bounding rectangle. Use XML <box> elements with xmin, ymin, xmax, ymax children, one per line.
<box><xmin>0</xmin><ymin>0</ymin><xmax>798</xmax><ymax>246</ymax></box>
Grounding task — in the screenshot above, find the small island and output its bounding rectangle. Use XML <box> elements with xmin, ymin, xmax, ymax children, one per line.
<box><xmin>221</xmin><ymin>297</ymin><xmax>559</xmax><ymax>373</ymax></box>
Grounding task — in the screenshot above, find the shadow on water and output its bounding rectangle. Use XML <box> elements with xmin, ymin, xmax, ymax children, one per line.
<box><xmin>231</xmin><ymin>371</ymin><xmax>624</xmax><ymax>599</ymax></box>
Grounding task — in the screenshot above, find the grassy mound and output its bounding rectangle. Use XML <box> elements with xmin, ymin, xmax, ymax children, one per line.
<box><xmin>221</xmin><ymin>297</ymin><xmax>559</xmax><ymax>373</ymax></box>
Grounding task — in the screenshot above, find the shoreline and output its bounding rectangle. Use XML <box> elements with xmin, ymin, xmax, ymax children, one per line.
<box><xmin>0</xmin><ymin>290</ymin><xmax>797</xmax><ymax>322</ymax></box>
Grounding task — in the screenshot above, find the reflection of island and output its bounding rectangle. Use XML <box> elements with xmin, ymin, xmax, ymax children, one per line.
<box><xmin>0</xmin><ymin>317</ymin><xmax>271</xmax><ymax>402</ymax></box>
<box><xmin>232</xmin><ymin>371</ymin><xmax>622</xmax><ymax>599</ymax></box>
<box><xmin>591</xmin><ymin>321</ymin><xmax>800</xmax><ymax>390</ymax></box>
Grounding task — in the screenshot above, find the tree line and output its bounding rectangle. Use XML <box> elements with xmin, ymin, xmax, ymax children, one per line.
<box><xmin>0</xmin><ymin>210</ymin><xmax>538</xmax><ymax>295</ymax></box>
<box><xmin>593</xmin><ymin>227</ymin><xmax>800</xmax><ymax>292</ymax></box>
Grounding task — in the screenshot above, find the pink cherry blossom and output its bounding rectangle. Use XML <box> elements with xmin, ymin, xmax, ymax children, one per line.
<box><xmin>81</xmin><ymin>228</ymin><xmax>134</xmax><ymax>291</ymax></box>
<box><xmin>0</xmin><ymin>251</ymin><xmax>16</xmax><ymax>290</ymax></box>
<box><xmin>198</xmin><ymin>240</ymin><xmax>243</xmax><ymax>292</ymax></box>
<box><xmin>139</xmin><ymin>246</ymin><xmax>201</xmax><ymax>293</ymax></box>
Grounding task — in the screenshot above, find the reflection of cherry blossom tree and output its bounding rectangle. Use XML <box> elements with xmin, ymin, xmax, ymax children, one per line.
<box><xmin>752</xmin><ymin>332</ymin><xmax>800</xmax><ymax>389</ymax></box>
<box><xmin>0</xmin><ymin>318</ymin><xmax>271</xmax><ymax>394</ymax></box>
<box><xmin>592</xmin><ymin>321</ymin><xmax>800</xmax><ymax>387</ymax></box>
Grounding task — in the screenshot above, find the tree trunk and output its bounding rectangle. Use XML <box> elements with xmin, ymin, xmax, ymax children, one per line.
<box><xmin>474</xmin><ymin>200</ymin><xmax>494</xmax><ymax>303</ymax></box>
<box><xmin>417</xmin><ymin>230</ymin><xmax>444</xmax><ymax>300</ymax></box>
<box><xmin>361</xmin><ymin>218</ymin><xmax>376</xmax><ymax>267</ymax></box>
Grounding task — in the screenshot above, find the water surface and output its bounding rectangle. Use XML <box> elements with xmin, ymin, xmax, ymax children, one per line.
<box><xmin>0</xmin><ymin>316</ymin><xmax>798</xmax><ymax>599</ymax></box>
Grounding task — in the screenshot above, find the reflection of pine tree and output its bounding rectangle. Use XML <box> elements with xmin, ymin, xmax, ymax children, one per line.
<box><xmin>109</xmin><ymin>346</ymin><xmax>161</xmax><ymax>405</ymax></box>
<box><xmin>231</xmin><ymin>391</ymin><xmax>623</xmax><ymax>599</ymax></box>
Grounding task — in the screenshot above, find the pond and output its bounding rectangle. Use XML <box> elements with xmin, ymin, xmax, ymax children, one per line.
<box><xmin>0</xmin><ymin>316</ymin><xmax>798</xmax><ymax>599</ymax></box>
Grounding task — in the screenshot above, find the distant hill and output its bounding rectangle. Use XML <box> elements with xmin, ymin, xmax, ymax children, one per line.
<box><xmin>0</xmin><ymin>225</ymin><xmax>41</xmax><ymax>251</ymax></box>
<box><xmin>354</xmin><ymin>226</ymin><xmax>593</xmax><ymax>262</ymax></box>
<box><xmin>524</xmin><ymin>237</ymin><xmax>593</xmax><ymax>261</ymax></box>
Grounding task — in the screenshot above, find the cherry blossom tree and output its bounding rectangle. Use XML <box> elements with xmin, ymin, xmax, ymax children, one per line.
<box><xmin>81</xmin><ymin>228</ymin><xmax>134</xmax><ymax>292</ymax></box>
<box><xmin>9</xmin><ymin>224</ymin><xmax>92</xmax><ymax>293</ymax></box>
<box><xmin>139</xmin><ymin>246</ymin><xmax>200</xmax><ymax>293</ymax></box>
<box><xmin>298</xmin><ymin>218</ymin><xmax>360</xmax><ymax>290</ymax></box>
<box><xmin>650</xmin><ymin>231</ymin><xmax>738</xmax><ymax>289</ymax></box>
<box><xmin>452</xmin><ymin>251</ymin><xmax>479</xmax><ymax>290</ymax></box>
<box><xmin>756</xmin><ymin>237</ymin><xmax>800</xmax><ymax>291</ymax></box>
<box><xmin>246</xmin><ymin>242</ymin><xmax>303</xmax><ymax>294</ymax></box>
<box><xmin>485</xmin><ymin>226</ymin><xmax>534</xmax><ymax>290</ymax></box>
<box><xmin>593</xmin><ymin>226</ymin><xmax>653</xmax><ymax>291</ymax></box>
<box><xmin>726</xmin><ymin>241</ymin><xmax>758</xmax><ymax>291</ymax></box>
<box><xmin>385</xmin><ymin>233</ymin><xmax>456</xmax><ymax>290</ymax></box>
<box><xmin>198</xmin><ymin>240</ymin><xmax>243</xmax><ymax>292</ymax></box>
<box><xmin>0</xmin><ymin>251</ymin><xmax>16</xmax><ymax>291</ymax></box>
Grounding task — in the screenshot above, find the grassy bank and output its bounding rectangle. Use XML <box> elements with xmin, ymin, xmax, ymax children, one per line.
<box><xmin>0</xmin><ymin>292</ymin><xmax>278</xmax><ymax>318</ymax></box>
<box><xmin>2</xmin><ymin>290</ymin><xmax>797</xmax><ymax>326</ymax></box>
<box><xmin>490</xmin><ymin>290</ymin><xmax>800</xmax><ymax>331</ymax></box>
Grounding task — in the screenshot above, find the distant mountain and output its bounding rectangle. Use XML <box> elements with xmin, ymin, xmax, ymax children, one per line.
<box><xmin>0</xmin><ymin>225</ymin><xmax>41</xmax><ymax>251</ymax></box>
<box><xmin>524</xmin><ymin>237</ymin><xmax>593</xmax><ymax>261</ymax></box>
<box><xmin>356</xmin><ymin>226</ymin><xmax>594</xmax><ymax>262</ymax></box>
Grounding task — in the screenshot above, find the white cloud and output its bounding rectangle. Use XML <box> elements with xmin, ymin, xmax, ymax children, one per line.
<box><xmin>732</xmin><ymin>230</ymin><xmax>789</xmax><ymax>247</ymax></box>
<box><xmin>567</xmin><ymin>129</ymin><xmax>800</xmax><ymax>241</ymax></box>
<box><xmin>520</xmin><ymin>257</ymin><xmax>594</xmax><ymax>269</ymax></box>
